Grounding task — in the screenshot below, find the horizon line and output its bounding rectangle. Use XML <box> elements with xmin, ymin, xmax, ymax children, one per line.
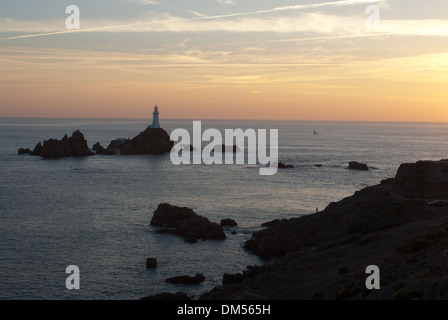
<box><xmin>0</xmin><ymin>116</ymin><xmax>447</xmax><ymax>125</ymax></box>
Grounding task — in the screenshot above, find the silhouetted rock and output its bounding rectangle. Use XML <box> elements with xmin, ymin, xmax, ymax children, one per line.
<box><xmin>140</xmin><ymin>292</ymin><xmax>189</xmax><ymax>300</ymax></box>
<box><xmin>395</xmin><ymin>160</ymin><xmax>448</xmax><ymax>197</ymax></box>
<box><xmin>221</xmin><ymin>218</ymin><xmax>238</xmax><ymax>227</ymax></box>
<box><xmin>166</xmin><ymin>273</ymin><xmax>205</xmax><ymax>285</ymax></box>
<box><xmin>30</xmin><ymin>142</ymin><xmax>43</xmax><ymax>156</ymax></box>
<box><xmin>68</xmin><ymin>130</ymin><xmax>94</xmax><ymax>157</ymax></box>
<box><xmin>201</xmin><ymin>160</ymin><xmax>448</xmax><ymax>300</ymax></box>
<box><xmin>146</xmin><ymin>257</ymin><xmax>157</xmax><ymax>269</ymax></box>
<box><xmin>93</xmin><ymin>142</ymin><xmax>115</xmax><ymax>155</ymax></box>
<box><xmin>223</xmin><ymin>273</ymin><xmax>244</xmax><ymax>285</ymax></box>
<box><xmin>108</xmin><ymin>128</ymin><xmax>173</xmax><ymax>155</ymax></box>
<box><xmin>150</xmin><ymin>203</ymin><xmax>226</xmax><ymax>241</ymax></box>
<box><xmin>18</xmin><ymin>148</ymin><xmax>31</xmax><ymax>155</ymax></box>
<box><xmin>348</xmin><ymin>161</ymin><xmax>369</xmax><ymax>171</ymax></box>
<box><xmin>38</xmin><ymin>130</ymin><xmax>94</xmax><ymax>158</ymax></box>
<box><xmin>278</xmin><ymin>162</ymin><xmax>294</xmax><ymax>169</ymax></box>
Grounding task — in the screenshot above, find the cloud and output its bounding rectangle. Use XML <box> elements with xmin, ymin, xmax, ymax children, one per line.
<box><xmin>1</xmin><ymin>0</ymin><xmax>447</xmax><ymax>42</ymax></box>
<box><xmin>217</xmin><ymin>0</ymin><xmax>235</xmax><ymax>5</ymax></box>
<box><xmin>126</xmin><ymin>0</ymin><xmax>159</xmax><ymax>4</ymax></box>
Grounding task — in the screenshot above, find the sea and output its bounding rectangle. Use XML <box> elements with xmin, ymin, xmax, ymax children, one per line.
<box><xmin>0</xmin><ymin>118</ymin><xmax>447</xmax><ymax>300</ymax></box>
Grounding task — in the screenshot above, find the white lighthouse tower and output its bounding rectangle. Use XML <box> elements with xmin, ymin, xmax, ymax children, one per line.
<box><xmin>148</xmin><ymin>106</ymin><xmax>161</xmax><ymax>128</ymax></box>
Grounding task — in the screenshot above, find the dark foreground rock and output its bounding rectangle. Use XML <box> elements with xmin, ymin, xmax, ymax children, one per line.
<box><xmin>166</xmin><ymin>274</ymin><xmax>205</xmax><ymax>285</ymax></box>
<box><xmin>201</xmin><ymin>160</ymin><xmax>448</xmax><ymax>300</ymax></box>
<box><xmin>150</xmin><ymin>203</ymin><xmax>226</xmax><ymax>242</ymax></box>
<box><xmin>348</xmin><ymin>161</ymin><xmax>369</xmax><ymax>171</ymax></box>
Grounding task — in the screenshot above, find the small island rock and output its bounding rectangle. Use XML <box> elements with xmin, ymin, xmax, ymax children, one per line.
<box><xmin>150</xmin><ymin>203</ymin><xmax>226</xmax><ymax>241</ymax></box>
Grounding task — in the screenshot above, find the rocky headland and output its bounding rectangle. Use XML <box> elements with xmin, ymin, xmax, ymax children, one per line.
<box><xmin>199</xmin><ymin>159</ymin><xmax>448</xmax><ymax>300</ymax></box>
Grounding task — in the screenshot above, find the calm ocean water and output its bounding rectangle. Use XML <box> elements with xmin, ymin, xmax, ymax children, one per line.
<box><xmin>0</xmin><ymin>118</ymin><xmax>447</xmax><ymax>300</ymax></box>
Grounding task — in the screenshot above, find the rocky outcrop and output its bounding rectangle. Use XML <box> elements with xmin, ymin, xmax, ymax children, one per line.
<box><xmin>146</xmin><ymin>258</ymin><xmax>157</xmax><ymax>269</ymax></box>
<box><xmin>17</xmin><ymin>148</ymin><xmax>31</xmax><ymax>155</ymax></box>
<box><xmin>201</xmin><ymin>160</ymin><xmax>448</xmax><ymax>300</ymax></box>
<box><xmin>31</xmin><ymin>142</ymin><xmax>43</xmax><ymax>156</ymax></box>
<box><xmin>221</xmin><ymin>218</ymin><xmax>238</xmax><ymax>227</ymax></box>
<box><xmin>348</xmin><ymin>161</ymin><xmax>369</xmax><ymax>171</ymax></box>
<box><xmin>19</xmin><ymin>127</ymin><xmax>173</xmax><ymax>158</ymax></box>
<box><xmin>166</xmin><ymin>274</ymin><xmax>205</xmax><ymax>285</ymax></box>
<box><xmin>93</xmin><ymin>142</ymin><xmax>115</xmax><ymax>155</ymax></box>
<box><xmin>395</xmin><ymin>160</ymin><xmax>448</xmax><ymax>197</ymax></box>
<box><xmin>150</xmin><ymin>203</ymin><xmax>226</xmax><ymax>242</ymax></box>
<box><xmin>108</xmin><ymin>128</ymin><xmax>173</xmax><ymax>155</ymax></box>
<box><xmin>27</xmin><ymin>130</ymin><xmax>94</xmax><ymax>158</ymax></box>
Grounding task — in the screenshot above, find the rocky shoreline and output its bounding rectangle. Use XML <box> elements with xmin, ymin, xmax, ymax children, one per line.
<box><xmin>144</xmin><ymin>159</ymin><xmax>448</xmax><ymax>300</ymax></box>
<box><xmin>197</xmin><ymin>159</ymin><xmax>448</xmax><ymax>300</ymax></box>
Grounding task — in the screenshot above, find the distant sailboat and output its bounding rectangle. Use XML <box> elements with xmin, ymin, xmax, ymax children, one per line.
<box><xmin>313</xmin><ymin>126</ymin><xmax>318</xmax><ymax>135</ymax></box>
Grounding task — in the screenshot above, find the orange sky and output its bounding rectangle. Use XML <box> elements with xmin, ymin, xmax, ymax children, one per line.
<box><xmin>0</xmin><ymin>1</ymin><xmax>447</xmax><ymax>122</ymax></box>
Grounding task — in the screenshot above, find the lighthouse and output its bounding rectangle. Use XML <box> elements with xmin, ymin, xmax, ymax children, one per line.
<box><xmin>148</xmin><ymin>106</ymin><xmax>161</xmax><ymax>128</ymax></box>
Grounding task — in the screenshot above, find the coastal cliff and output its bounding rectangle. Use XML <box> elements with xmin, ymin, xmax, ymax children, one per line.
<box><xmin>201</xmin><ymin>160</ymin><xmax>448</xmax><ymax>300</ymax></box>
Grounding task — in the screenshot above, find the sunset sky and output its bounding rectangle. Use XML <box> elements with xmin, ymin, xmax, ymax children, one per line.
<box><xmin>0</xmin><ymin>0</ymin><xmax>447</xmax><ymax>121</ymax></box>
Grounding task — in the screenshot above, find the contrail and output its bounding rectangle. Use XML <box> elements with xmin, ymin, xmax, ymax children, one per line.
<box><xmin>0</xmin><ymin>0</ymin><xmax>384</xmax><ymax>41</ymax></box>
<box><xmin>0</xmin><ymin>22</ymin><xmax>146</xmax><ymax>41</ymax></box>
<box><xmin>191</xmin><ymin>0</ymin><xmax>384</xmax><ymax>19</ymax></box>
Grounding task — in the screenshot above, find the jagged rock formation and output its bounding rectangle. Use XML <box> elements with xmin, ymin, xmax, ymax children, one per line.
<box><xmin>21</xmin><ymin>130</ymin><xmax>94</xmax><ymax>158</ymax></box>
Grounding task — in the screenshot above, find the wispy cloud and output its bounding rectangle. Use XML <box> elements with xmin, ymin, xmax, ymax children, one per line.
<box><xmin>0</xmin><ymin>0</ymin><xmax>383</xmax><ymax>41</ymax></box>
<box><xmin>126</xmin><ymin>0</ymin><xmax>160</xmax><ymax>5</ymax></box>
<box><xmin>217</xmin><ymin>0</ymin><xmax>236</xmax><ymax>5</ymax></box>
